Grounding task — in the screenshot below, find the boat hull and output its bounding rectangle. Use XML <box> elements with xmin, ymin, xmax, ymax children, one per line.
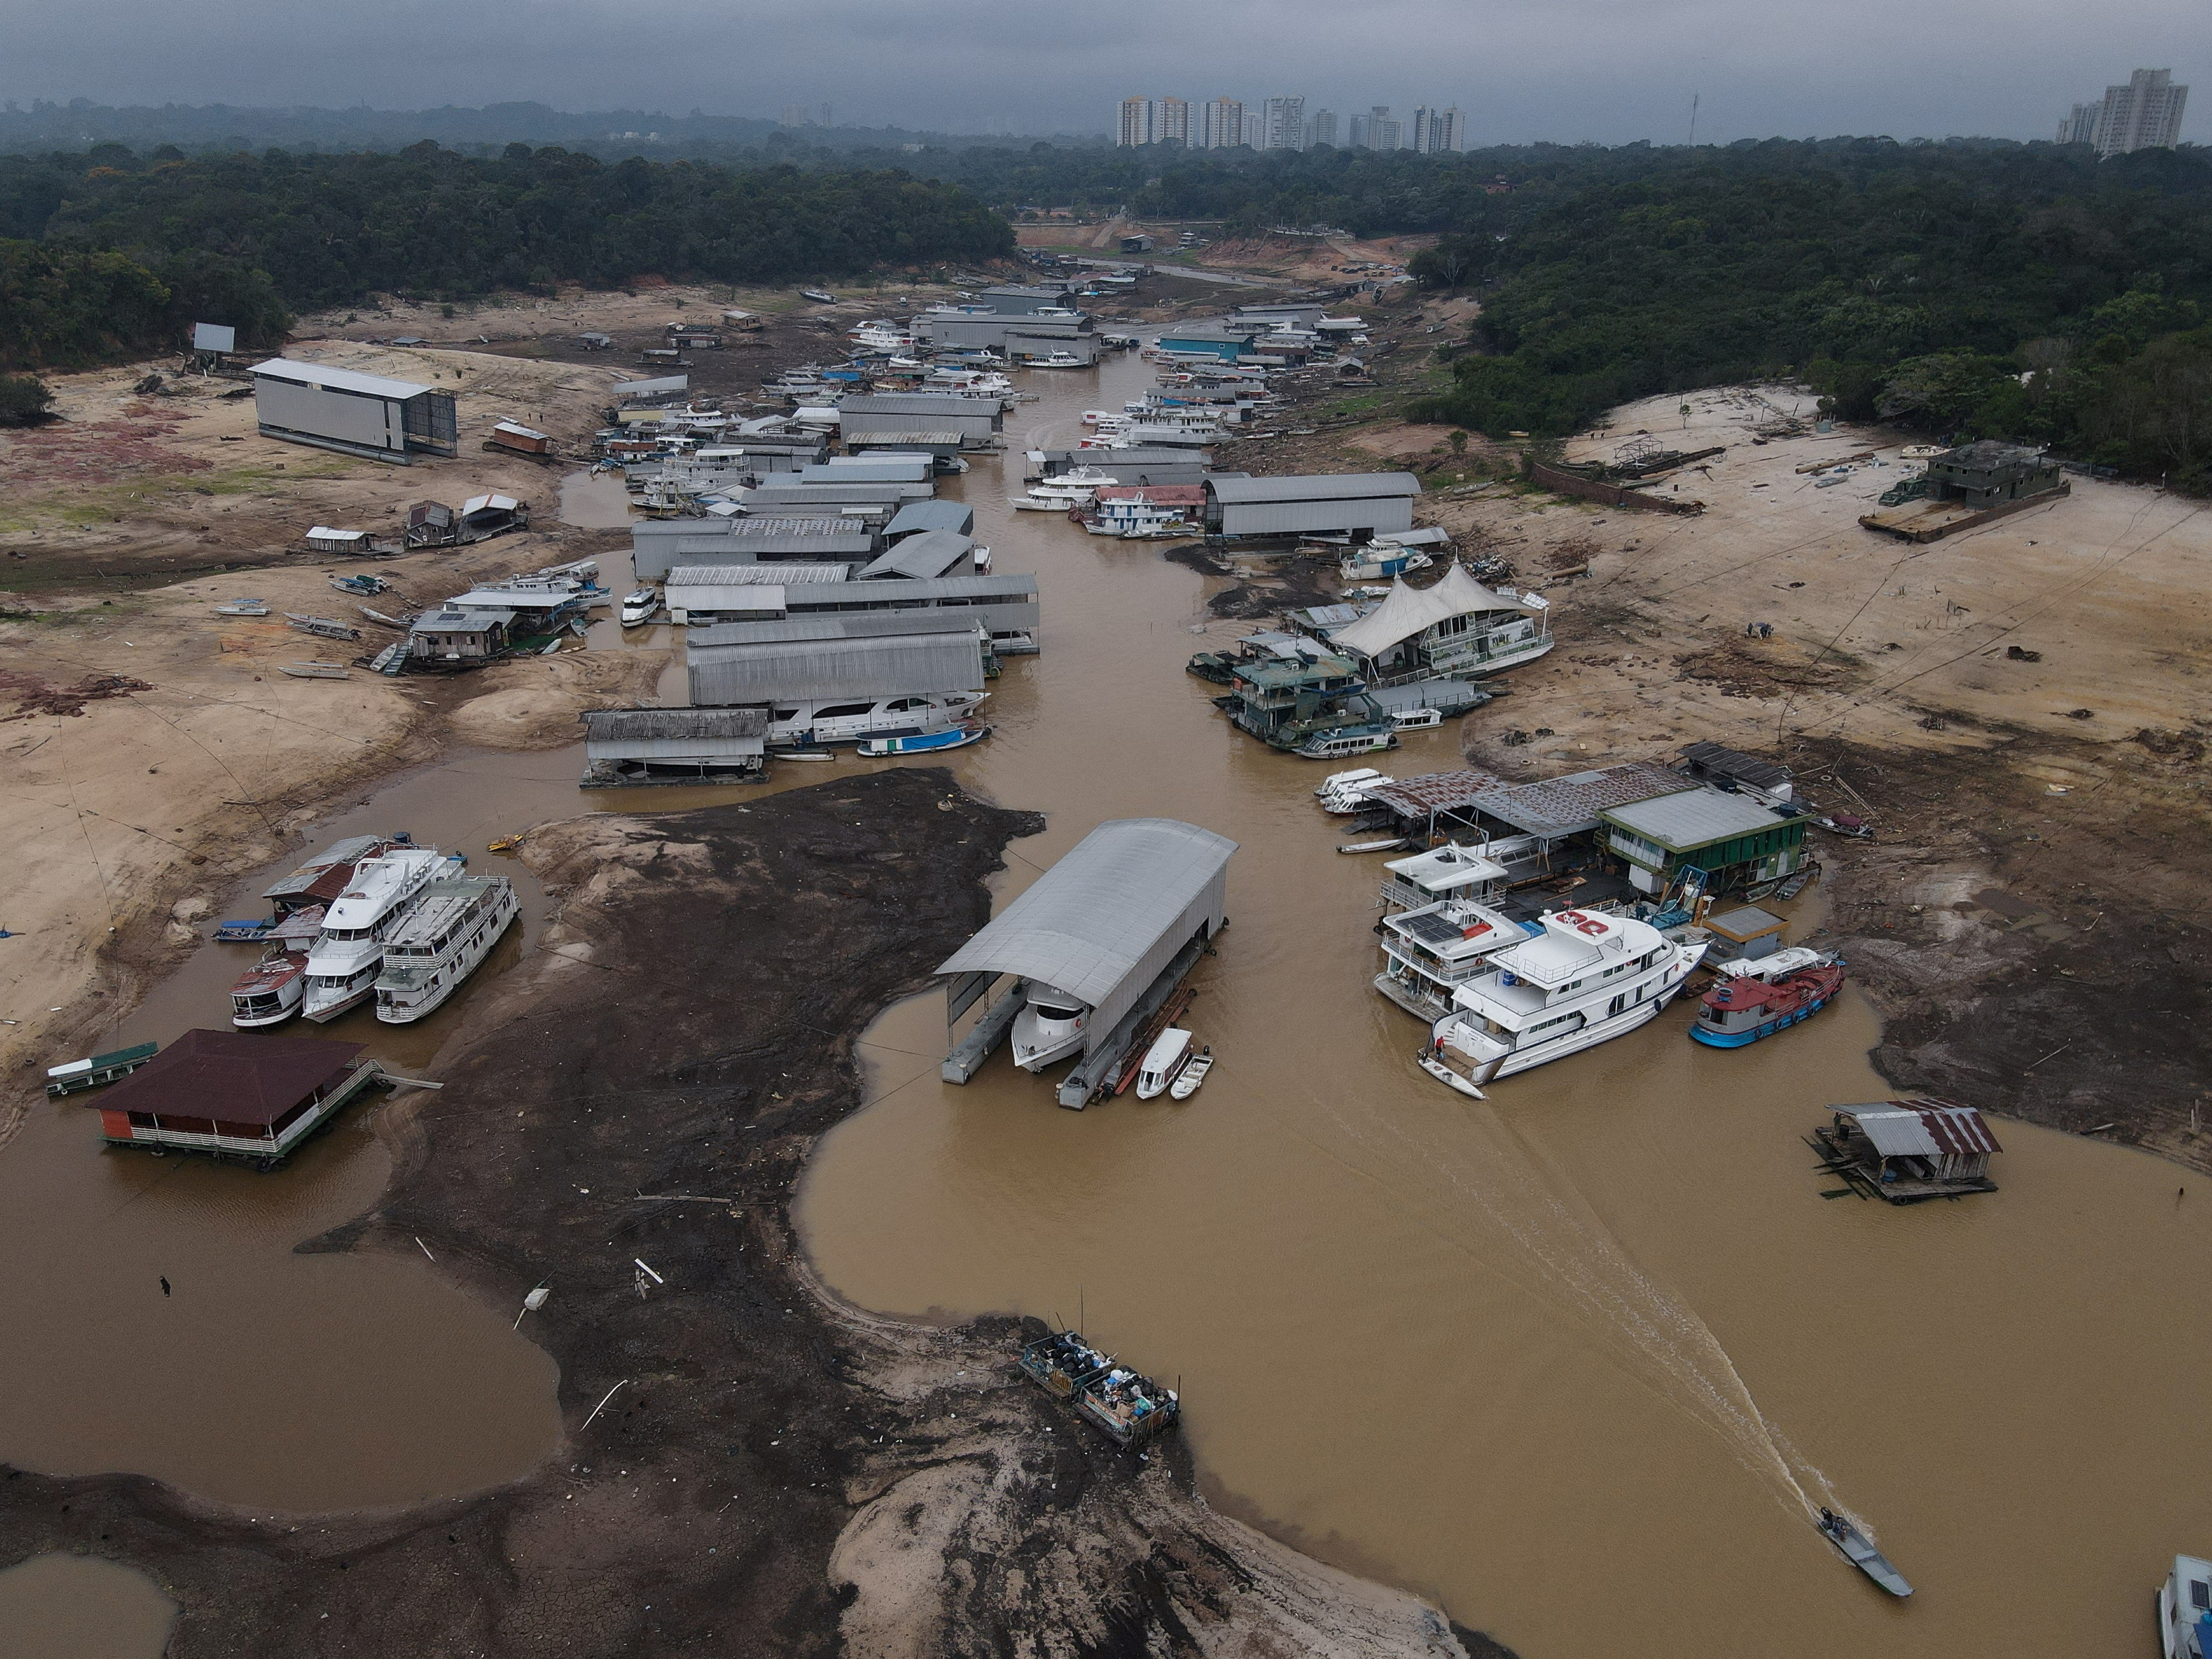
<box><xmin>301</xmin><ymin>984</ymin><xmax>376</xmax><ymax>1023</ymax></box>
<box><xmin>1688</xmin><ymin>992</ymin><xmax>1836</xmax><ymax>1046</ymax></box>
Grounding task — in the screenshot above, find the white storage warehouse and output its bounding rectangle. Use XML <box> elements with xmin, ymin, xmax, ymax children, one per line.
<box><xmin>1204</xmin><ymin>473</ymin><xmax>1421</xmax><ymax>539</ymax></box>
<box><xmin>251</xmin><ymin>359</ymin><xmax>458</xmax><ymax>464</ymax></box>
<box><xmin>936</xmin><ymin>818</ymin><xmax>1237</xmax><ymax>1106</ymax></box>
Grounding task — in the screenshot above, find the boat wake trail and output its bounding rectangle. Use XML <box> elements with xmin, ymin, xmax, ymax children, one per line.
<box><xmin>1362</xmin><ymin>1094</ymin><xmax>1844</xmax><ymax>1523</ymax></box>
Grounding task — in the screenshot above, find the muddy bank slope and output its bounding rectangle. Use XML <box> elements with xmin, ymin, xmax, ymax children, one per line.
<box><xmin>0</xmin><ymin>768</ymin><xmax>1483</xmax><ymax>1658</ymax></box>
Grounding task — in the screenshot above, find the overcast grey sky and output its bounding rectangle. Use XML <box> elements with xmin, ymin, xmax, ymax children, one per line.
<box><xmin>3</xmin><ymin>0</ymin><xmax>2200</xmax><ymax>145</ymax></box>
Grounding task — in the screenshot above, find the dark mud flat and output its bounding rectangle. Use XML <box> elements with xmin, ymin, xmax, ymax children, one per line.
<box><xmin>1165</xmin><ymin>544</ymin><xmax>1342</xmax><ymax>620</ymax></box>
<box><xmin>0</xmin><ymin>768</ymin><xmax>1481</xmax><ymax>1657</ymax></box>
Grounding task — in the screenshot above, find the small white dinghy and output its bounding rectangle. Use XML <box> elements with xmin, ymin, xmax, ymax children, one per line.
<box><xmin>1169</xmin><ymin>1046</ymin><xmax>1213</xmax><ymax>1100</ymax></box>
<box><xmin>1133</xmin><ymin>1028</ymin><xmax>1193</xmax><ymax>1101</ymax></box>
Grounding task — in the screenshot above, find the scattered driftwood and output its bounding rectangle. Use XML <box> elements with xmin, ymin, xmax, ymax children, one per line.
<box><xmin>0</xmin><ymin>668</ymin><xmax>155</xmax><ymax>720</ymax></box>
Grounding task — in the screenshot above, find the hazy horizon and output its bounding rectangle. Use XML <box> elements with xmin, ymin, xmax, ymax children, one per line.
<box><xmin>1</xmin><ymin>0</ymin><xmax>2200</xmax><ymax>150</ymax></box>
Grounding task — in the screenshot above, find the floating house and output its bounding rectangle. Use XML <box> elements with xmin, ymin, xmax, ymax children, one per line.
<box><xmin>835</xmin><ymin>393</ymin><xmax>1005</xmax><ymax>448</ymax></box>
<box><xmin>1373</xmin><ymin>843</ymin><xmax>1530</xmax><ymax>1022</ymax></box>
<box><xmin>1319</xmin><ymin>564</ymin><xmax>1553</xmax><ymax>685</ymax></box>
<box><xmin>1204</xmin><ymin>474</ymin><xmax>1421</xmax><ymax>541</ymax></box>
<box><xmin>407</xmin><ymin>608</ymin><xmax>511</xmax><ymax>668</ymax></box>
<box><xmin>304</xmin><ymin>526</ymin><xmax>371</xmax><ymax>555</ymax></box>
<box><xmin>251</xmin><ymin>359</ymin><xmax>458</xmax><ymax>465</ymax></box>
<box><xmin>1213</xmin><ymin>648</ymin><xmax>1393</xmax><ymax>761</ymax></box>
<box><xmin>1923</xmin><ymin>442</ymin><xmax>2065</xmax><ymax>507</ymax></box>
<box><xmin>405</xmin><ymin>500</ymin><xmax>460</xmax><ymax>547</ymax></box>
<box><xmin>1812</xmin><ymin>1099</ymin><xmax>2002</xmax><ymax>1203</ymax></box>
<box><xmin>937</xmin><ymin>818</ymin><xmax>1236</xmax><ymax>1108</ymax></box>
<box><xmin>1598</xmin><ymin>785</ymin><xmax>1807</xmax><ymax>900</ymax></box>
<box><xmin>459</xmin><ymin>493</ymin><xmax>527</xmax><ymax>539</ymax></box>
<box><xmin>1154</xmin><ymin>327</ymin><xmax>1255</xmax><ymax>363</ymax></box>
<box><xmin>445</xmin><ymin>580</ymin><xmax>588</xmax><ymax>646</ymax></box>
<box><xmin>581</xmin><ymin>707</ymin><xmax>769</xmax><ymax>786</ymax></box>
<box><xmin>88</xmin><ymin>1028</ymin><xmax>384</xmax><ymax>1167</ymax></box>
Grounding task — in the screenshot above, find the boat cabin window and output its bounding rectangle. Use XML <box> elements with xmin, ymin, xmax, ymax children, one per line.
<box><xmin>884</xmin><ymin>697</ymin><xmax>925</xmax><ymax>712</ymax></box>
<box><xmin>1032</xmin><ymin>1002</ymin><xmax>1084</xmax><ymax>1022</ymax></box>
<box><xmin>772</xmin><ymin>708</ymin><xmax>800</xmax><ymax>721</ymax></box>
<box><xmin>815</xmin><ymin>702</ymin><xmax>875</xmax><ymax>719</ymax></box>
<box><xmin>2194</xmin><ymin>1580</ymin><xmax>2210</xmax><ymax>1611</ymax></box>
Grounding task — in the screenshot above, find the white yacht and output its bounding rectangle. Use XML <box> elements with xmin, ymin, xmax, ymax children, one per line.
<box><xmin>1023</xmin><ymin>351</ymin><xmax>1085</xmax><ymax>369</ymax></box>
<box><xmin>300</xmin><ymin>846</ymin><xmax>450</xmax><ymax>1022</ymax></box>
<box><xmin>1419</xmin><ymin>907</ymin><xmax>1706</xmax><ymax>1095</ymax></box>
<box><xmin>1012</xmin><ymin>983</ymin><xmax>1089</xmax><ymax>1071</ymax></box>
<box><xmin>1133</xmin><ymin>1029</ymin><xmax>1193</xmax><ymax>1099</ymax></box>
<box><xmin>2161</xmin><ymin>1556</ymin><xmax>2212</xmax><ymax>1659</ymax></box>
<box><xmin>619</xmin><ymin>589</ymin><xmax>660</xmax><ymax>627</ymax></box>
<box><xmin>766</xmin><ymin>690</ymin><xmax>987</xmax><ymax>748</ymax></box>
<box><xmin>374</xmin><ymin>874</ymin><xmax>520</xmax><ymax>1023</ymax></box>
<box><xmin>1010</xmin><ymin>468</ymin><xmax>1118</xmax><ymax>512</ymax></box>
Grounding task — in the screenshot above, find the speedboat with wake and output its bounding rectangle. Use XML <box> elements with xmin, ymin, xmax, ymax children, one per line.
<box><xmin>1817</xmin><ymin>1508</ymin><xmax>1911</xmax><ymax>1597</ymax></box>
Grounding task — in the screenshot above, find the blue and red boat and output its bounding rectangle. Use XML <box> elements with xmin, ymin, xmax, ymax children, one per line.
<box><xmin>1690</xmin><ymin>951</ymin><xmax>1847</xmax><ymax>1047</ymax></box>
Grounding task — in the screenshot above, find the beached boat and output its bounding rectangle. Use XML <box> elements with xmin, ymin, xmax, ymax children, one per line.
<box><xmin>374</xmin><ymin>874</ymin><xmax>520</xmax><ymax>1023</ymax></box>
<box><xmin>1317</xmin><ymin>769</ymin><xmax>1393</xmax><ymax>813</ymax></box>
<box><xmin>619</xmin><ymin>589</ymin><xmax>661</xmax><ymax>627</ymax></box>
<box><xmin>800</xmin><ymin>289</ymin><xmax>836</xmax><ymax>304</ymax></box>
<box><xmin>1817</xmin><ymin>1508</ymin><xmax>1911</xmax><ymax>1597</ymax></box>
<box><xmin>279</xmin><ymin>662</ymin><xmax>350</xmax><ymax>680</ymax></box>
<box><xmin>213</xmin><ymin>600</ymin><xmax>269</xmax><ymax>617</ymax></box>
<box><xmin>1419</xmin><ymin>907</ymin><xmax>1707</xmax><ymax>1095</ymax></box>
<box><xmin>1015</xmin><ymin>1330</ymin><xmax>1179</xmax><ymax>1446</ymax></box>
<box><xmin>857</xmin><ymin>723</ymin><xmax>989</xmax><ymax>758</ymax></box>
<box><xmin>1168</xmin><ymin>1047</ymin><xmax>1213</xmax><ymax>1099</ymax></box>
<box><xmin>1133</xmin><ymin>1028</ymin><xmax>1193</xmax><ymax>1099</ymax></box>
<box><xmin>1690</xmin><ymin>951</ymin><xmax>1847</xmax><ymax>1047</ymax></box>
<box><xmin>300</xmin><ymin>846</ymin><xmax>450</xmax><ymax>1022</ymax></box>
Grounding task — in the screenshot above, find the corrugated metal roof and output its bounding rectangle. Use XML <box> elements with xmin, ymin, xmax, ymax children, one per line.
<box><xmin>1363</xmin><ymin>771</ymin><xmax>1505</xmax><ymax>817</ymax></box>
<box><xmin>1679</xmin><ymin>740</ymin><xmax>1793</xmax><ymax>793</ymax></box>
<box><xmin>250</xmin><ymin>358</ymin><xmax>429</xmax><ymax>400</ymax></box>
<box><xmin>1033</xmin><ymin>447</ymin><xmax>1202</xmax><ymax>470</ymax></box>
<box><xmin>838</xmin><ymin>393</ymin><xmax>1003</xmax><ymax>418</ymax></box>
<box><xmin>581</xmin><ymin>708</ymin><xmax>768</xmax><ymax>741</ymax></box>
<box><xmin>665</xmin><ymin>585</ymin><xmax>788</xmax><ymax>616</ymax></box>
<box><xmin>1208</xmin><ymin>473</ymin><xmax>1421</xmax><ymax>505</ymax></box>
<box><xmin>1838</xmin><ymin>1099</ymin><xmax>2003</xmax><ymax>1158</ymax></box>
<box><xmin>1602</xmin><ymin>786</ymin><xmax>1790</xmax><ymax>850</ymax></box>
<box><xmin>859</xmin><ymin>530</ymin><xmax>975</xmax><ymax>580</ymax></box>
<box><xmin>802</xmin><ymin>459</ymin><xmax>933</xmax><ymax>484</ymax></box>
<box><xmin>886</xmin><ymin>501</ymin><xmax>976</xmax><ymax>540</ymax></box>
<box><xmin>1468</xmin><ymin>762</ymin><xmax>1698</xmax><ymax>841</ymax></box>
<box><xmin>784</xmin><ymin>573</ymin><xmax>1036</xmax><ymax>605</ymax></box>
<box><xmin>841</xmin><ymin>431</ymin><xmax>969</xmax><ymax>447</ymax></box>
<box><xmin>668</xmin><ymin>563</ymin><xmax>847</xmax><ymax>586</ymax></box>
<box><xmin>612</xmin><ymin>374</ymin><xmax>688</xmax><ymax>397</ymax></box>
<box><xmin>688</xmin><ymin>633</ymin><xmax>986</xmax><ymax>704</ymax></box>
<box><xmin>691</xmin><ymin>612</ymin><xmax>981</xmax><ymax>648</ymax></box>
<box><xmin>937</xmin><ymin>819</ymin><xmax>1236</xmax><ymax>1011</ymax></box>
<box><xmin>96</xmin><ymin>1028</ymin><xmax>364</xmax><ymax>1126</ymax></box>
<box><xmin>741</xmin><ymin>483</ymin><xmax>933</xmax><ymax>506</ymax></box>
<box><xmin>637</xmin><ymin>515</ymin><xmax>861</xmax><ymax>539</ymax></box>
<box><xmin>413</xmin><ymin>608</ymin><xmax>512</xmax><ymax>631</ymax></box>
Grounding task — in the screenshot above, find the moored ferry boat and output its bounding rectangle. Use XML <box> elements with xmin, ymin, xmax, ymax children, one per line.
<box><xmin>374</xmin><ymin>874</ymin><xmax>520</xmax><ymax>1023</ymax></box>
<box><xmin>1419</xmin><ymin>907</ymin><xmax>1706</xmax><ymax>1095</ymax></box>
<box><xmin>300</xmin><ymin>846</ymin><xmax>450</xmax><ymax>1022</ymax></box>
<box><xmin>767</xmin><ymin>690</ymin><xmax>987</xmax><ymax>749</ymax></box>
<box><xmin>229</xmin><ymin>940</ymin><xmax>313</xmax><ymax>1028</ymax></box>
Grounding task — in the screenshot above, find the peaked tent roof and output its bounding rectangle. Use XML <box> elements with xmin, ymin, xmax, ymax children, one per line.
<box><xmin>1329</xmin><ymin>563</ymin><xmax>1529</xmax><ymax>660</ymax></box>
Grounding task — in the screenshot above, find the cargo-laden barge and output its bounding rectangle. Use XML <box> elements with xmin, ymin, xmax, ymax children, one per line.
<box><xmin>1017</xmin><ymin>1330</ymin><xmax>1180</xmax><ymax>1448</ymax></box>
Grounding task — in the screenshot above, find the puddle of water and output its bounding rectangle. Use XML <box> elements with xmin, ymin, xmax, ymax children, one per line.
<box><xmin>0</xmin><ymin>1553</ymin><xmax>175</xmax><ymax>1659</ymax></box>
<box><xmin>797</xmin><ymin>351</ymin><xmax>2212</xmax><ymax>1655</ymax></box>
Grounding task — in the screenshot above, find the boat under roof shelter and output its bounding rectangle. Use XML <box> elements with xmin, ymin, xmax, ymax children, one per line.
<box><xmin>689</xmin><ymin>611</ymin><xmax>983</xmax><ymax>649</ymax></box>
<box><xmin>885</xmin><ymin>500</ymin><xmax>975</xmax><ymax>541</ymax></box>
<box><xmin>859</xmin><ymin>529</ymin><xmax>975</xmax><ymax>580</ymax></box>
<box><xmin>1328</xmin><ymin>564</ymin><xmax>1535</xmax><ymax>661</ymax></box>
<box><xmin>936</xmin><ymin>819</ymin><xmax>1236</xmax><ymax>1061</ymax></box>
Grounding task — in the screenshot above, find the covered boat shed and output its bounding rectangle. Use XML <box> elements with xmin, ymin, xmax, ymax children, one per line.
<box><xmin>783</xmin><ymin>572</ymin><xmax>1040</xmax><ymax>652</ymax></box>
<box><xmin>858</xmin><ymin>529</ymin><xmax>976</xmax><ymax>581</ymax></box>
<box><xmin>885</xmin><ymin>499</ymin><xmax>975</xmax><ymax>542</ymax></box>
<box><xmin>89</xmin><ymin>1029</ymin><xmax>381</xmax><ymax>1166</ymax></box>
<box><xmin>686</xmin><ymin>624</ymin><xmax>986</xmax><ymax>708</ymax></box>
<box><xmin>936</xmin><ymin>818</ymin><xmax>1237</xmax><ymax>1107</ymax></box>
<box><xmin>1206</xmin><ymin>473</ymin><xmax>1419</xmax><ymax>540</ymax></box>
<box><xmin>836</xmin><ymin>393</ymin><xmax>1004</xmax><ymax>447</ymax></box>
<box><xmin>251</xmin><ymin>359</ymin><xmax>457</xmax><ymax>464</ymax></box>
<box><xmin>632</xmin><ymin>518</ymin><xmax>877</xmax><ymax>580</ymax></box>
<box><xmin>581</xmin><ymin>707</ymin><xmax>768</xmax><ymax>785</ymax></box>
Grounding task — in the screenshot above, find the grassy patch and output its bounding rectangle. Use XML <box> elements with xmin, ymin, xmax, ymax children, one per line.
<box><xmin>0</xmin><ymin>458</ymin><xmax>353</xmax><ymax>535</ymax></box>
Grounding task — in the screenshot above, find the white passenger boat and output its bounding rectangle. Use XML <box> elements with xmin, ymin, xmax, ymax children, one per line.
<box><xmin>1133</xmin><ymin>1028</ymin><xmax>1193</xmax><ymax>1099</ymax></box>
<box><xmin>1010</xmin><ymin>469</ymin><xmax>1119</xmax><ymax>512</ymax></box>
<box><xmin>1012</xmin><ymin>983</ymin><xmax>1089</xmax><ymax>1071</ymax></box>
<box><xmin>619</xmin><ymin>589</ymin><xmax>660</xmax><ymax>627</ymax></box>
<box><xmin>374</xmin><ymin>874</ymin><xmax>520</xmax><ymax>1023</ymax></box>
<box><xmin>766</xmin><ymin>690</ymin><xmax>987</xmax><ymax>749</ymax></box>
<box><xmin>2161</xmin><ymin>1554</ymin><xmax>2212</xmax><ymax>1658</ymax></box>
<box><xmin>1023</xmin><ymin>352</ymin><xmax>1085</xmax><ymax>369</ymax></box>
<box><xmin>1419</xmin><ymin>907</ymin><xmax>1707</xmax><ymax>1095</ymax></box>
<box><xmin>229</xmin><ymin>945</ymin><xmax>311</xmax><ymax>1028</ymax></box>
<box><xmin>300</xmin><ymin>846</ymin><xmax>450</xmax><ymax>1022</ymax></box>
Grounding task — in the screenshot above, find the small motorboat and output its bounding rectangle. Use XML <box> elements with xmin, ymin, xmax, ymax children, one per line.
<box><xmin>1169</xmin><ymin>1046</ymin><xmax>1213</xmax><ymax>1100</ymax></box>
<box><xmin>857</xmin><ymin>723</ymin><xmax>989</xmax><ymax>758</ymax></box>
<box><xmin>279</xmin><ymin>662</ymin><xmax>351</xmax><ymax>680</ymax></box>
<box><xmin>800</xmin><ymin>289</ymin><xmax>836</xmax><ymax>304</ymax></box>
<box><xmin>1690</xmin><ymin>952</ymin><xmax>1847</xmax><ymax>1047</ymax></box>
<box><xmin>213</xmin><ymin>599</ymin><xmax>269</xmax><ymax>617</ymax></box>
<box><xmin>619</xmin><ymin>589</ymin><xmax>660</xmax><ymax>627</ymax></box>
<box><xmin>1134</xmin><ymin>1028</ymin><xmax>1193</xmax><ymax>1100</ymax></box>
<box><xmin>1816</xmin><ymin>1508</ymin><xmax>1911</xmax><ymax>1597</ymax></box>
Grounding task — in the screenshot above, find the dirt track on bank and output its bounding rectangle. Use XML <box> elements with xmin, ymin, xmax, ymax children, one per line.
<box><xmin>0</xmin><ymin>771</ymin><xmax>1488</xmax><ymax>1657</ymax></box>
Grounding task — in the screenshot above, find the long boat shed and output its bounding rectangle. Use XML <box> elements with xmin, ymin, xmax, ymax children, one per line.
<box><xmin>687</xmin><ymin>624</ymin><xmax>986</xmax><ymax>707</ymax></box>
<box><xmin>859</xmin><ymin>530</ymin><xmax>976</xmax><ymax>581</ymax></box>
<box><xmin>936</xmin><ymin>818</ymin><xmax>1236</xmax><ymax>1106</ymax></box>
<box><xmin>633</xmin><ymin>518</ymin><xmax>877</xmax><ymax>580</ymax></box>
<box><xmin>1206</xmin><ymin>473</ymin><xmax>1419</xmax><ymax>540</ymax></box>
<box><xmin>581</xmin><ymin>707</ymin><xmax>768</xmax><ymax>786</ymax></box>
<box><xmin>783</xmin><ymin>572</ymin><xmax>1039</xmax><ymax>651</ymax></box>
<box><xmin>251</xmin><ymin>359</ymin><xmax>458</xmax><ymax>464</ymax></box>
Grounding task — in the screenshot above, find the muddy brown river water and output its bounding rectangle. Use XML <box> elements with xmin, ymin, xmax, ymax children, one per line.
<box><xmin>4</xmin><ymin>353</ymin><xmax>2206</xmax><ymax>1655</ymax></box>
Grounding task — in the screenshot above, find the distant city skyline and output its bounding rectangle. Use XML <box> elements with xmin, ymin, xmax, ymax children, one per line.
<box><xmin>1116</xmin><ymin>94</ymin><xmax>1467</xmax><ymax>151</ymax></box>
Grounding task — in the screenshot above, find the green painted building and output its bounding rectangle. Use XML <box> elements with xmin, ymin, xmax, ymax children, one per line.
<box><xmin>1599</xmin><ymin>786</ymin><xmax>1805</xmax><ymax>898</ymax></box>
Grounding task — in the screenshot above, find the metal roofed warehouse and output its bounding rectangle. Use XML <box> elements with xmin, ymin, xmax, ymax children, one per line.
<box><xmin>1206</xmin><ymin>473</ymin><xmax>1420</xmax><ymax>539</ymax></box>
<box><xmin>687</xmin><ymin>629</ymin><xmax>986</xmax><ymax>706</ymax></box>
<box><xmin>936</xmin><ymin>819</ymin><xmax>1236</xmax><ymax>1106</ymax></box>
<box><xmin>250</xmin><ymin>358</ymin><xmax>458</xmax><ymax>465</ymax></box>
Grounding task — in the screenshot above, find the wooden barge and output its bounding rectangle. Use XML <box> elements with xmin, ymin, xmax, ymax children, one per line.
<box><xmin>1017</xmin><ymin>1330</ymin><xmax>1180</xmax><ymax>1449</ymax></box>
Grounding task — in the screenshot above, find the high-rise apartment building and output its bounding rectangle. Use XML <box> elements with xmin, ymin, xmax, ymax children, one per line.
<box><xmin>1154</xmin><ymin>96</ymin><xmax>1190</xmax><ymax>146</ymax></box>
<box><xmin>1199</xmin><ymin>97</ymin><xmax>1245</xmax><ymax>150</ymax></box>
<box><xmin>2075</xmin><ymin>68</ymin><xmax>2190</xmax><ymax>157</ymax></box>
<box><xmin>1117</xmin><ymin>97</ymin><xmax>1156</xmax><ymax>147</ymax></box>
<box><xmin>2057</xmin><ymin>103</ymin><xmax>2100</xmax><ymax>145</ymax></box>
<box><xmin>1243</xmin><ymin>109</ymin><xmax>1266</xmax><ymax>149</ymax></box>
<box><xmin>1350</xmin><ymin>106</ymin><xmax>1402</xmax><ymax>150</ymax></box>
<box><xmin>1262</xmin><ymin>96</ymin><xmax>1307</xmax><ymax>151</ymax></box>
<box><xmin>1307</xmin><ymin>109</ymin><xmax>1338</xmax><ymax>148</ymax></box>
<box><xmin>1410</xmin><ymin>106</ymin><xmax>1468</xmax><ymax>154</ymax></box>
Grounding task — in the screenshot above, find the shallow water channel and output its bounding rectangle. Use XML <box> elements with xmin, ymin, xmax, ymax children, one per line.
<box><xmin>2</xmin><ymin>356</ymin><xmax>2205</xmax><ymax>1656</ymax></box>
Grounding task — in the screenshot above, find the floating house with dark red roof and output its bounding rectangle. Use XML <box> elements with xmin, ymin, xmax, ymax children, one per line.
<box><xmin>89</xmin><ymin>1029</ymin><xmax>382</xmax><ymax>1167</ymax></box>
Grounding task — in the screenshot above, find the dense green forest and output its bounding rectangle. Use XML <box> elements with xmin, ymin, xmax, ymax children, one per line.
<box><xmin>1393</xmin><ymin>138</ymin><xmax>2212</xmax><ymax>487</ymax></box>
<box><xmin>0</xmin><ymin>141</ymin><xmax>1015</xmax><ymax>369</ymax></box>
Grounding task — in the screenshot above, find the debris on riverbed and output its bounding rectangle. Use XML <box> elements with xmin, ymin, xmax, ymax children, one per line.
<box><xmin>0</xmin><ymin>668</ymin><xmax>155</xmax><ymax>719</ymax></box>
